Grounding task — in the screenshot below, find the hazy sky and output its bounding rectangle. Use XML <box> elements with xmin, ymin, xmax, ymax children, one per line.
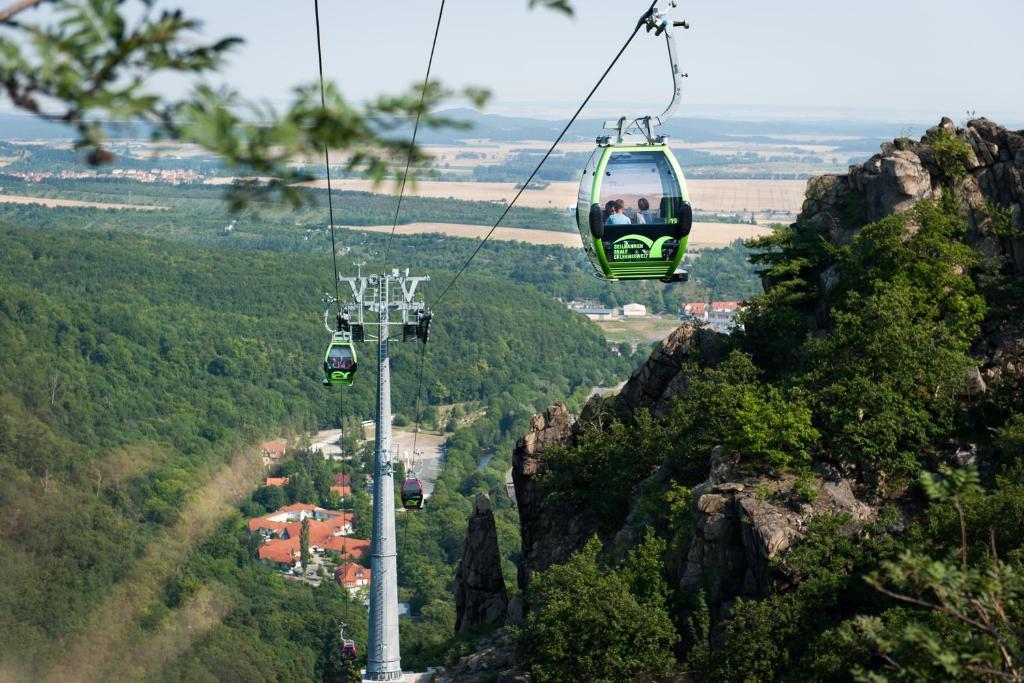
<box><xmin>10</xmin><ymin>0</ymin><xmax>1024</xmax><ymax>123</ymax></box>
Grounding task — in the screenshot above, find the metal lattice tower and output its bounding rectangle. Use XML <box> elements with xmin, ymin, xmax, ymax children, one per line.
<box><xmin>336</xmin><ymin>268</ymin><xmax>429</xmax><ymax>682</ymax></box>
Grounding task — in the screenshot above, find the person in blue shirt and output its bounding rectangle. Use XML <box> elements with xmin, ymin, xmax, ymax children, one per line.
<box><xmin>606</xmin><ymin>199</ymin><xmax>631</xmax><ymax>225</ymax></box>
<box><xmin>603</xmin><ymin>200</ymin><xmax>617</xmax><ymax>222</ymax></box>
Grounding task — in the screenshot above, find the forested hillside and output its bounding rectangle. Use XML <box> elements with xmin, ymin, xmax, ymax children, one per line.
<box><xmin>0</xmin><ymin>222</ymin><xmax>631</xmax><ymax>680</ymax></box>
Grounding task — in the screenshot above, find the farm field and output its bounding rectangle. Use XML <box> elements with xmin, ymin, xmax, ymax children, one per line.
<box><xmin>304</xmin><ymin>177</ymin><xmax>807</xmax><ymax>216</ymax></box>
<box><xmin>340</xmin><ymin>221</ymin><xmax>772</xmax><ymax>249</ymax></box>
<box><xmin>0</xmin><ymin>192</ymin><xmax>164</xmax><ymax>211</ymax></box>
<box><xmin>340</xmin><ymin>222</ymin><xmax>580</xmax><ymax>246</ymax></box>
<box><xmin>595</xmin><ymin>314</ymin><xmax>686</xmax><ymax>346</ymax></box>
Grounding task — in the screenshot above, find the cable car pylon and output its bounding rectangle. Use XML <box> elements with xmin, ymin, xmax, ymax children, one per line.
<box><xmin>336</xmin><ymin>267</ymin><xmax>430</xmax><ymax>682</ymax></box>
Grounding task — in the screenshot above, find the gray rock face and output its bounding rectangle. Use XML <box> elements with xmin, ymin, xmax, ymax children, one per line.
<box><xmin>619</xmin><ymin>323</ymin><xmax>728</xmax><ymax>417</ymax></box>
<box><xmin>796</xmin><ymin>117</ymin><xmax>1024</xmax><ymax>267</ymax></box>
<box><xmin>678</xmin><ymin>451</ymin><xmax>876</xmax><ymax>636</ymax></box>
<box><xmin>454</xmin><ymin>493</ymin><xmax>509</xmax><ymax>633</ymax></box>
<box><xmin>512</xmin><ymin>402</ymin><xmax>599</xmax><ymax>593</ymax></box>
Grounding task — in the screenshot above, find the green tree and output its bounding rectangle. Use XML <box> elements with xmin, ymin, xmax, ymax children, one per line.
<box><xmin>853</xmin><ymin>466</ymin><xmax>1023</xmax><ymax>681</ymax></box>
<box><xmin>300</xmin><ymin>516</ymin><xmax>311</xmax><ymax>571</ymax></box>
<box><xmin>802</xmin><ymin>200</ymin><xmax>985</xmax><ymax>475</ymax></box>
<box><xmin>518</xmin><ymin>535</ymin><xmax>678</xmax><ymax>683</ymax></box>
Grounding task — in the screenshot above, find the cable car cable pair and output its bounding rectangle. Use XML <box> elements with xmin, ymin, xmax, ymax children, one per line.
<box><xmin>432</xmin><ymin>0</ymin><xmax>662</xmax><ymax>305</ymax></box>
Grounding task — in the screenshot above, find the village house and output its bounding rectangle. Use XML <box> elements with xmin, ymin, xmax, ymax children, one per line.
<box><xmin>622</xmin><ymin>302</ymin><xmax>648</xmax><ymax>318</ymax></box>
<box><xmin>265</xmin><ymin>477</ymin><xmax>289</xmax><ymax>487</ymax></box>
<box><xmin>334</xmin><ymin>562</ymin><xmax>371</xmax><ymax>594</ymax></box>
<box><xmin>681</xmin><ymin>301</ymin><xmax>745</xmax><ymax>333</ymax></box>
<box><xmin>261</xmin><ymin>439</ymin><xmax>287</xmax><ymax>463</ymax></box>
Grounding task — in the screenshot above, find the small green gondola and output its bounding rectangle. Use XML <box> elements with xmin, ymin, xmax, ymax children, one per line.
<box><xmin>576</xmin><ymin>143</ymin><xmax>692</xmax><ymax>282</ymax></box>
<box><xmin>323</xmin><ymin>334</ymin><xmax>357</xmax><ymax>387</ymax></box>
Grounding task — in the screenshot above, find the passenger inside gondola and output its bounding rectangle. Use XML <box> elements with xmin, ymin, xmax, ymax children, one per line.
<box><xmin>328</xmin><ymin>346</ymin><xmax>354</xmax><ymax>370</ymax></box>
<box><xmin>635</xmin><ymin>197</ymin><xmax>653</xmax><ymax>224</ymax></box>
<box><xmin>603</xmin><ymin>200</ymin><xmax>616</xmax><ymax>222</ymax></box>
<box><xmin>605</xmin><ymin>199</ymin><xmax>630</xmax><ymax>226</ymax></box>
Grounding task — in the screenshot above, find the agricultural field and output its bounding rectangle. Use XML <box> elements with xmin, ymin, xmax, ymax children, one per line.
<box><xmin>0</xmin><ymin>192</ymin><xmax>164</xmax><ymax>211</ymax></box>
<box><xmin>340</xmin><ymin>222</ymin><xmax>580</xmax><ymax>247</ymax></box>
<box><xmin>305</xmin><ymin>177</ymin><xmax>808</xmax><ymax>218</ymax></box>
<box><xmin>594</xmin><ymin>314</ymin><xmax>687</xmax><ymax>346</ymax></box>
<box><xmin>341</xmin><ymin>221</ymin><xmax>772</xmax><ymax>249</ymax></box>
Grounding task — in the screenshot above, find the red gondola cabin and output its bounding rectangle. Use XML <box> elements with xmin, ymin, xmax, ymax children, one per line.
<box><xmin>401</xmin><ymin>478</ymin><xmax>424</xmax><ymax>510</ymax></box>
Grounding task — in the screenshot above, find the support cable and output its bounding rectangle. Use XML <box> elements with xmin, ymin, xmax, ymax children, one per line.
<box><xmin>313</xmin><ymin>0</ymin><xmax>341</xmax><ymax>304</ymax></box>
<box><xmin>410</xmin><ymin>342</ymin><xmax>428</xmax><ymax>455</ymax></box>
<box><xmin>383</xmin><ymin>0</ymin><xmax>447</xmax><ymax>268</ymax></box>
<box><xmin>432</xmin><ymin>0</ymin><xmax>658</xmax><ymax>306</ymax></box>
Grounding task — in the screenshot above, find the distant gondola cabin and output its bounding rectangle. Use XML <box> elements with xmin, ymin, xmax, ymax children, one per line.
<box><xmin>401</xmin><ymin>478</ymin><xmax>424</xmax><ymax>510</ymax></box>
<box><xmin>323</xmin><ymin>336</ymin><xmax>357</xmax><ymax>387</ymax></box>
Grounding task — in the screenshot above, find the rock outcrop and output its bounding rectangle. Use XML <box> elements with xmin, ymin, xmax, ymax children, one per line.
<box><xmin>784</xmin><ymin>117</ymin><xmax>1024</xmax><ymax>383</ymax></box>
<box><xmin>677</xmin><ymin>449</ymin><xmax>876</xmax><ymax>637</ymax></box>
<box><xmin>492</xmin><ymin>118</ymin><xmax>1024</xmax><ymax>671</ymax></box>
<box><xmin>512</xmin><ymin>402</ymin><xmax>599</xmax><ymax>595</ymax></box>
<box><xmin>618</xmin><ymin>324</ymin><xmax>728</xmax><ymax>417</ymax></box>
<box><xmin>454</xmin><ymin>493</ymin><xmax>509</xmax><ymax>633</ymax></box>
<box><xmin>799</xmin><ymin>117</ymin><xmax>1024</xmax><ymax>249</ymax></box>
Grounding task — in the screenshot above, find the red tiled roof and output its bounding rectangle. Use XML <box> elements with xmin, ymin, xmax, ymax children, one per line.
<box><xmin>280</xmin><ymin>503</ymin><xmax>319</xmax><ymax>512</ymax></box>
<box><xmin>262</xmin><ymin>439</ymin><xmax>287</xmax><ymax>458</ymax></box>
<box><xmin>258</xmin><ymin>539</ymin><xmax>298</xmax><ymax>564</ymax></box>
<box><xmin>324</xmin><ymin>536</ymin><xmax>370</xmax><ymax>559</ymax></box>
<box><xmin>265</xmin><ymin>477</ymin><xmax>289</xmax><ymax>487</ymax></box>
<box><xmin>331</xmin><ymin>484</ymin><xmax>351</xmax><ymax>498</ymax></box>
<box><xmin>333</xmin><ymin>561</ymin><xmax>370</xmax><ymax>589</ymax></box>
<box><xmin>247</xmin><ymin>505</ymin><xmax>352</xmax><ymax>534</ymax></box>
<box><xmin>250</xmin><ymin>504</ymin><xmax>358</xmax><ymax>565</ymax></box>
<box><xmin>333</xmin><ymin>473</ymin><xmax>351</xmax><ymax>486</ymax></box>
<box><xmin>247</xmin><ymin>518</ymin><xmax>292</xmax><ymax>533</ymax></box>
<box><xmin>334</xmin><ymin>561</ymin><xmax>371</xmax><ymax>587</ymax></box>
<box><xmin>712</xmin><ymin>301</ymin><xmax>742</xmax><ymax>311</ymax></box>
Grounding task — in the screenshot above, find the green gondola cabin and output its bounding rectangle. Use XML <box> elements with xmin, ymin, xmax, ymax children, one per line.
<box><xmin>323</xmin><ymin>335</ymin><xmax>357</xmax><ymax>387</ymax></box>
<box><xmin>576</xmin><ymin>143</ymin><xmax>693</xmax><ymax>282</ymax></box>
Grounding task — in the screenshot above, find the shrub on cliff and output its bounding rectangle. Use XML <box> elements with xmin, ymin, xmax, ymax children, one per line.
<box><xmin>800</xmin><ymin>199</ymin><xmax>985</xmax><ymax>475</ymax></box>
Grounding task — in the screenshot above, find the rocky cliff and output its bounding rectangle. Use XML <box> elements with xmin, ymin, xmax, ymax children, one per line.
<box><xmin>453</xmin><ymin>493</ymin><xmax>509</xmax><ymax>633</ymax></box>
<box><xmin>678</xmin><ymin>448</ymin><xmax>876</xmax><ymax>643</ymax></box>
<box><xmin>511</xmin><ymin>402</ymin><xmax>593</xmax><ymax>595</ymax></box>
<box><xmin>798</xmin><ymin>117</ymin><xmax>1024</xmax><ymax>388</ymax></box>
<box><xmin>509</xmin><ymin>118</ymin><xmax>1024</xmax><ymax>623</ymax></box>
